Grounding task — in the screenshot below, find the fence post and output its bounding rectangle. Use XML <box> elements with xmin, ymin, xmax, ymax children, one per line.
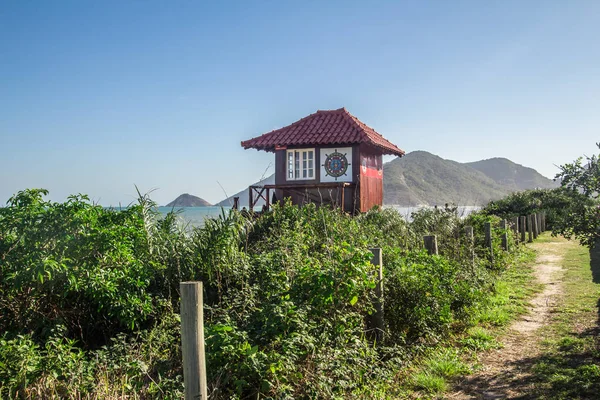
<box><xmin>533</xmin><ymin>213</ymin><xmax>539</xmax><ymax>239</ymax></box>
<box><xmin>520</xmin><ymin>216</ymin><xmax>526</xmax><ymax>243</ymax></box>
<box><xmin>540</xmin><ymin>212</ymin><xmax>544</xmax><ymax>232</ymax></box>
<box><xmin>543</xmin><ymin>212</ymin><xmax>547</xmax><ymax>232</ymax></box>
<box><xmin>484</xmin><ymin>222</ymin><xmax>494</xmax><ymax>265</ymax></box>
<box><xmin>542</xmin><ymin>211</ymin><xmax>546</xmax><ymax>232</ymax></box>
<box><xmin>465</xmin><ymin>226</ymin><xmax>475</xmax><ymax>266</ymax></box>
<box><xmin>369</xmin><ymin>248</ymin><xmax>384</xmax><ymax>342</ymax></box>
<box><xmin>511</xmin><ymin>216</ymin><xmax>519</xmax><ymax>242</ymax></box>
<box><xmin>180</xmin><ymin>282</ymin><xmax>208</xmax><ymax>400</ymax></box>
<box><xmin>519</xmin><ymin>215</ymin><xmax>527</xmax><ymax>243</ymax></box>
<box><xmin>527</xmin><ymin>215</ymin><xmax>533</xmax><ymax>243</ymax></box>
<box><xmin>423</xmin><ymin>235</ymin><xmax>438</xmax><ymax>255</ymax></box>
<box><xmin>500</xmin><ymin>219</ymin><xmax>509</xmax><ymax>251</ymax></box>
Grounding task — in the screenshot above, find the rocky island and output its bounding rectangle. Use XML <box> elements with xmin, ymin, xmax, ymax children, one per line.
<box><xmin>165</xmin><ymin>193</ymin><xmax>212</xmax><ymax>207</ymax></box>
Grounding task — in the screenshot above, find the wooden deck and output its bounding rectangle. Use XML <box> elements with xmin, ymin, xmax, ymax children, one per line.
<box><xmin>248</xmin><ymin>182</ymin><xmax>354</xmax><ymax>211</ymax></box>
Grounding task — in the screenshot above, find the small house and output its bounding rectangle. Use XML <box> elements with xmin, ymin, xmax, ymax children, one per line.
<box><xmin>241</xmin><ymin>108</ymin><xmax>405</xmax><ymax>213</ymax></box>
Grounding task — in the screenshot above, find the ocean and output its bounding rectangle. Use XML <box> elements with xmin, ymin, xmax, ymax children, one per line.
<box><xmin>156</xmin><ymin>205</ymin><xmax>481</xmax><ymax>228</ymax></box>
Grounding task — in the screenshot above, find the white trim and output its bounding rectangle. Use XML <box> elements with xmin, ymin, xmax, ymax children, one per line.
<box><xmin>286</xmin><ymin>148</ymin><xmax>315</xmax><ymax>181</ymax></box>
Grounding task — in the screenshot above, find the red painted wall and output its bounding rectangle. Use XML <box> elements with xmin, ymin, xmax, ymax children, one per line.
<box><xmin>358</xmin><ymin>144</ymin><xmax>383</xmax><ymax>212</ymax></box>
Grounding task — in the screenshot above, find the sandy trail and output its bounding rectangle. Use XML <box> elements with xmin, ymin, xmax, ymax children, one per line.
<box><xmin>449</xmin><ymin>240</ymin><xmax>568</xmax><ymax>399</ymax></box>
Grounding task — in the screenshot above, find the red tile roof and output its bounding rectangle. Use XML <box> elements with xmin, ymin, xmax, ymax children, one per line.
<box><xmin>241</xmin><ymin>108</ymin><xmax>405</xmax><ymax>156</ymax></box>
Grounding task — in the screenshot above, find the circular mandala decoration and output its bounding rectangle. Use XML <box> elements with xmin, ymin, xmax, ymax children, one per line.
<box><xmin>323</xmin><ymin>150</ymin><xmax>350</xmax><ymax>178</ymax></box>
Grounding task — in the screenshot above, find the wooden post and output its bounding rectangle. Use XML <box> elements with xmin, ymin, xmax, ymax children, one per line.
<box><xmin>527</xmin><ymin>215</ymin><xmax>533</xmax><ymax>243</ymax></box>
<box><xmin>520</xmin><ymin>216</ymin><xmax>526</xmax><ymax>243</ymax></box>
<box><xmin>265</xmin><ymin>188</ymin><xmax>270</xmax><ymax>210</ymax></box>
<box><xmin>542</xmin><ymin>212</ymin><xmax>547</xmax><ymax>232</ymax></box>
<box><xmin>500</xmin><ymin>219</ymin><xmax>508</xmax><ymax>251</ymax></box>
<box><xmin>540</xmin><ymin>211</ymin><xmax>546</xmax><ymax>232</ymax></box>
<box><xmin>485</xmin><ymin>222</ymin><xmax>494</xmax><ymax>265</ymax></box>
<box><xmin>423</xmin><ymin>235</ymin><xmax>438</xmax><ymax>255</ymax></box>
<box><xmin>533</xmin><ymin>213</ymin><xmax>539</xmax><ymax>239</ymax></box>
<box><xmin>540</xmin><ymin>212</ymin><xmax>544</xmax><ymax>232</ymax></box>
<box><xmin>511</xmin><ymin>216</ymin><xmax>519</xmax><ymax>240</ymax></box>
<box><xmin>232</xmin><ymin>197</ymin><xmax>239</xmax><ymax>210</ymax></box>
<box><xmin>369</xmin><ymin>248</ymin><xmax>384</xmax><ymax>342</ymax></box>
<box><xmin>248</xmin><ymin>187</ymin><xmax>253</xmax><ymax>212</ymax></box>
<box><xmin>465</xmin><ymin>225</ymin><xmax>475</xmax><ymax>266</ymax></box>
<box><xmin>180</xmin><ymin>282</ymin><xmax>208</xmax><ymax>400</ymax></box>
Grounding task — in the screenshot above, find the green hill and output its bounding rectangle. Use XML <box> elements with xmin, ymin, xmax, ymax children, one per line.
<box><xmin>383</xmin><ymin>151</ymin><xmax>556</xmax><ymax>206</ymax></box>
<box><xmin>465</xmin><ymin>157</ymin><xmax>558</xmax><ymax>191</ymax></box>
<box><xmin>383</xmin><ymin>151</ymin><xmax>508</xmax><ymax>206</ymax></box>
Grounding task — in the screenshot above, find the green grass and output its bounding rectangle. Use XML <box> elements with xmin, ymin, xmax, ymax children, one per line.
<box><xmin>459</xmin><ymin>327</ymin><xmax>501</xmax><ymax>351</ymax></box>
<box><xmin>525</xmin><ymin>240</ymin><xmax>600</xmax><ymax>399</ymax></box>
<box><xmin>425</xmin><ymin>349</ymin><xmax>471</xmax><ymax>378</ymax></box>
<box><xmin>475</xmin><ymin>248</ymin><xmax>540</xmax><ymax>329</ymax></box>
<box><xmin>442</xmin><ymin>235</ymin><xmax>600</xmax><ymax>399</ymax></box>
<box><xmin>402</xmin><ymin>348</ymin><xmax>475</xmax><ymax>398</ymax></box>
<box><xmin>411</xmin><ymin>371</ymin><xmax>448</xmax><ymax>394</ymax></box>
<box><xmin>398</xmin><ymin>243</ymin><xmax>538</xmax><ymax>398</ymax></box>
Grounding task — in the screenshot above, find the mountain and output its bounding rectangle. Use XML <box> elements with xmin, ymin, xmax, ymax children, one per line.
<box><xmin>383</xmin><ymin>151</ymin><xmax>508</xmax><ymax>206</ymax></box>
<box><xmin>216</xmin><ymin>174</ymin><xmax>275</xmax><ymax>208</ymax></box>
<box><xmin>165</xmin><ymin>193</ymin><xmax>212</xmax><ymax>207</ymax></box>
<box><xmin>383</xmin><ymin>151</ymin><xmax>557</xmax><ymax>206</ymax></box>
<box><xmin>465</xmin><ymin>157</ymin><xmax>558</xmax><ymax>191</ymax></box>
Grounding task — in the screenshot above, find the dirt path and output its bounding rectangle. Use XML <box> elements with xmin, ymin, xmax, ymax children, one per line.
<box><xmin>449</xmin><ymin>238</ymin><xmax>571</xmax><ymax>399</ymax></box>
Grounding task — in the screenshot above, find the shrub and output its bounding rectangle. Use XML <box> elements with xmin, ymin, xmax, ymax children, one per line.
<box><xmin>0</xmin><ymin>189</ymin><xmax>524</xmax><ymax>398</ymax></box>
<box><xmin>0</xmin><ymin>333</ymin><xmax>41</xmax><ymax>397</ymax></box>
<box><xmin>384</xmin><ymin>249</ymin><xmax>488</xmax><ymax>344</ymax></box>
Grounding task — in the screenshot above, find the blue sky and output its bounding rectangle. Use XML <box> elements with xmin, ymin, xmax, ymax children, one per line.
<box><xmin>1</xmin><ymin>1</ymin><xmax>599</xmax><ymax>206</ymax></box>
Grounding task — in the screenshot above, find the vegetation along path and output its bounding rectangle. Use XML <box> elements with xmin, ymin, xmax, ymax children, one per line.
<box><xmin>451</xmin><ymin>234</ymin><xmax>600</xmax><ymax>399</ymax></box>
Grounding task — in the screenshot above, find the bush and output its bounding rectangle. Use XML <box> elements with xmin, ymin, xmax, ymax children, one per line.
<box><xmin>384</xmin><ymin>249</ymin><xmax>488</xmax><ymax>344</ymax></box>
<box><xmin>480</xmin><ymin>187</ymin><xmax>585</xmax><ymax>231</ymax></box>
<box><xmin>0</xmin><ymin>333</ymin><xmax>41</xmax><ymax>398</ymax></box>
<box><xmin>0</xmin><ymin>189</ymin><xmax>162</xmax><ymax>344</ymax></box>
<box><xmin>0</xmin><ymin>189</ymin><xmax>523</xmax><ymax>398</ymax></box>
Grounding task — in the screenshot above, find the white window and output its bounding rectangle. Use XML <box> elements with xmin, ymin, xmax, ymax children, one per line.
<box><xmin>286</xmin><ymin>149</ymin><xmax>315</xmax><ymax>180</ymax></box>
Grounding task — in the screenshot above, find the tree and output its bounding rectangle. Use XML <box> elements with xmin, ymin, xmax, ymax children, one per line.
<box><xmin>553</xmin><ymin>143</ymin><xmax>600</xmax><ymax>247</ymax></box>
<box><xmin>556</xmin><ymin>143</ymin><xmax>600</xmax><ymax>198</ymax></box>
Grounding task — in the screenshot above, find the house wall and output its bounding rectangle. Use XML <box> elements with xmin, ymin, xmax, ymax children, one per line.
<box><xmin>358</xmin><ymin>144</ymin><xmax>384</xmax><ymax>212</ymax></box>
<box><xmin>275</xmin><ymin>149</ymin><xmax>320</xmax><ymax>186</ymax></box>
<box><xmin>272</xmin><ymin>144</ymin><xmax>383</xmax><ymax>213</ymax></box>
<box><xmin>275</xmin><ymin>145</ymin><xmax>362</xmax><ymax>182</ymax></box>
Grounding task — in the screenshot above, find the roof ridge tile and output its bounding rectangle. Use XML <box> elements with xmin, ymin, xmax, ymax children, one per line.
<box><xmin>241</xmin><ymin>108</ymin><xmax>405</xmax><ymax>156</ymax></box>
